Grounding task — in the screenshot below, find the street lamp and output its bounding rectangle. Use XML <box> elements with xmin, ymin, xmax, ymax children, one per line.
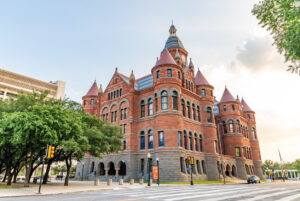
<box><xmin>156</xmin><ymin>157</ymin><xmax>159</xmax><ymax>186</ymax></box>
<box><xmin>147</xmin><ymin>153</ymin><xmax>151</xmax><ymax>186</ymax></box>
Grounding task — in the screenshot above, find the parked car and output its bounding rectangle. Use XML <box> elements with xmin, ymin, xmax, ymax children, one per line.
<box><xmin>69</xmin><ymin>174</ymin><xmax>75</xmax><ymax>179</ymax></box>
<box><xmin>56</xmin><ymin>175</ymin><xmax>64</xmax><ymax>179</ymax></box>
<box><xmin>247</xmin><ymin>176</ymin><xmax>261</xmax><ymax>184</ymax></box>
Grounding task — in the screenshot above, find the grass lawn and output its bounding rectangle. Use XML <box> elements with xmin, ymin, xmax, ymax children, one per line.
<box><xmin>0</xmin><ymin>184</ymin><xmax>21</xmax><ymax>189</ymax></box>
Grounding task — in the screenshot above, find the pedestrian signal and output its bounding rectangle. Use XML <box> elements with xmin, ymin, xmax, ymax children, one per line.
<box><xmin>47</xmin><ymin>146</ymin><xmax>55</xmax><ymax>158</ymax></box>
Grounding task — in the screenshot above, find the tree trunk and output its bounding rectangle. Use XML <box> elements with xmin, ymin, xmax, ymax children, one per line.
<box><xmin>13</xmin><ymin>167</ymin><xmax>21</xmax><ymax>183</ymax></box>
<box><xmin>43</xmin><ymin>160</ymin><xmax>53</xmax><ymax>184</ymax></box>
<box><xmin>6</xmin><ymin>168</ymin><xmax>12</xmax><ymax>186</ymax></box>
<box><xmin>2</xmin><ymin>172</ymin><xmax>7</xmax><ymax>182</ymax></box>
<box><xmin>24</xmin><ymin>153</ymin><xmax>33</xmax><ymax>187</ymax></box>
<box><xmin>64</xmin><ymin>157</ymin><xmax>72</xmax><ymax>186</ymax></box>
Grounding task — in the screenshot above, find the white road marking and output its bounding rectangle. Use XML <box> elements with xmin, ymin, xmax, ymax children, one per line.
<box><xmin>240</xmin><ymin>190</ymin><xmax>299</xmax><ymax>201</ymax></box>
<box><xmin>273</xmin><ymin>191</ymin><xmax>300</xmax><ymax>201</ymax></box>
<box><xmin>203</xmin><ymin>188</ymin><xmax>285</xmax><ymax>201</ymax></box>
<box><xmin>164</xmin><ymin>187</ymin><xmax>257</xmax><ymax>201</ymax></box>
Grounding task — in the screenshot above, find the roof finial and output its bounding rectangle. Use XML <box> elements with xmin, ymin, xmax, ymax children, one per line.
<box><xmin>115</xmin><ymin>67</ymin><xmax>118</xmax><ymax>73</ymax></box>
<box><xmin>236</xmin><ymin>95</ymin><xmax>240</xmax><ymax>101</ymax></box>
<box><xmin>172</xmin><ymin>19</ymin><xmax>173</xmax><ymax>25</ymax></box>
<box><xmin>98</xmin><ymin>84</ymin><xmax>103</xmax><ymax>94</ymax></box>
<box><xmin>198</xmin><ymin>67</ymin><xmax>200</xmax><ymax>72</ymax></box>
<box><xmin>94</xmin><ymin>77</ymin><xmax>96</xmax><ymax>83</ymax></box>
<box><xmin>129</xmin><ymin>70</ymin><xmax>135</xmax><ymax>80</ymax></box>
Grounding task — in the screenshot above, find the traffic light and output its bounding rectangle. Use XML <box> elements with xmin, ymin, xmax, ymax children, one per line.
<box><xmin>47</xmin><ymin>146</ymin><xmax>55</xmax><ymax>158</ymax></box>
<box><xmin>187</xmin><ymin>157</ymin><xmax>194</xmax><ymax>165</ymax></box>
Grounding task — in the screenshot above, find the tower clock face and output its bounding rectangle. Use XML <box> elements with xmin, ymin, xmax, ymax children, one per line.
<box><xmin>181</xmin><ymin>55</ymin><xmax>186</xmax><ymax>63</ymax></box>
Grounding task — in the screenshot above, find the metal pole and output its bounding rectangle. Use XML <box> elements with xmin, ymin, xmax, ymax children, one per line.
<box><xmin>217</xmin><ymin>123</ymin><xmax>226</xmax><ymax>184</ymax></box>
<box><xmin>38</xmin><ymin>145</ymin><xmax>47</xmax><ymax>194</ymax></box>
<box><xmin>147</xmin><ymin>158</ymin><xmax>150</xmax><ymax>186</ymax></box>
<box><xmin>190</xmin><ymin>164</ymin><xmax>194</xmax><ymax>185</ymax></box>
<box><xmin>157</xmin><ymin>160</ymin><xmax>159</xmax><ymax>186</ymax></box>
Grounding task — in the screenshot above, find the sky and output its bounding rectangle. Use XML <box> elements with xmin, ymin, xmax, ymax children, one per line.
<box><xmin>0</xmin><ymin>0</ymin><xmax>299</xmax><ymax>162</ymax></box>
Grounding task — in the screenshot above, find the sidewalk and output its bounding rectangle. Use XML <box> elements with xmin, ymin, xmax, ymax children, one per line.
<box><xmin>0</xmin><ymin>180</ymin><xmax>147</xmax><ymax>198</ymax></box>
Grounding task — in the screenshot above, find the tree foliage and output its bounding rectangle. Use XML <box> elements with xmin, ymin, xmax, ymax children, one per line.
<box><xmin>252</xmin><ymin>0</ymin><xmax>300</xmax><ymax>74</ymax></box>
<box><xmin>0</xmin><ymin>92</ymin><xmax>123</xmax><ymax>186</ymax></box>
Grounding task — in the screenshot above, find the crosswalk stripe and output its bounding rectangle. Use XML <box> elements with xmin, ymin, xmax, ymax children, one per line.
<box><xmin>108</xmin><ymin>186</ymin><xmax>222</xmax><ymax>196</ymax></box>
<box><xmin>277</xmin><ymin>192</ymin><xmax>300</xmax><ymax>201</ymax></box>
<box><xmin>203</xmin><ymin>188</ymin><xmax>286</xmax><ymax>201</ymax></box>
<box><xmin>163</xmin><ymin>187</ymin><xmax>256</xmax><ymax>201</ymax></box>
<box><xmin>240</xmin><ymin>190</ymin><xmax>299</xmax><ymax>201</ymax></box>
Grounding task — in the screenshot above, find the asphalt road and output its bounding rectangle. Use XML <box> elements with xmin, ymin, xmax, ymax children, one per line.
<box><xmin>2</xmin><ymin>182</ymin><xmax>300</xmax><ymax>201</ymax></box>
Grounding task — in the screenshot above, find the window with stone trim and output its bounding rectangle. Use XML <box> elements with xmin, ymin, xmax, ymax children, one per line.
<box><xmin>237</xmin><ymin>120</ymin><xmax>241</xmax><ymax>133</ymax></box>
<box><xmin>140</xmin><ymin>100</ymin><xmax>145</xmax><ymax>118</ymax></box>
<box><xmin>91</xmin><ymin>99</ymin><xmax>94</xmax><ymax>105</ymax></box>
<box><xmin>178</xmin><ymin>131</ymin><xmax>182</xmax><ymax>147</ymax></box>
<box><xmin>181</xmin><ymin>99</ymin><xmax>186</xmax><ymax>117</ymax></box>
<box><xmin>140</xmin><ymin>132</ymin><xmax>145</xmax><ymax>150</ymax></box>
<box><xmin>180</xmin><ymin>157</ymin><xmax>185</xmax><ymax>173</ymax></box>
<box><xmin>201</xmin><ymin>89</ymin><xmax>205</xmax><ymax>96</ymax></box>
<box><xmin>155</xmin><ymin>93</ymin><xmax>158</xmax><ymax>112</ymax></box>
<box><xmin>184</xmin><ymin>131</ymin><xmax>187</xmax><ymax>149</ymax></box>
<box><xmin>194</xmin><ymin>134</ymin><xmax>198</xmax><ymax>151</ymax></box>
<box><xmin>158</xmin><ymin>131</ymin><xmax>164</xmax><ymax>147</ymax></box>
<box><xmin>202</xmin><ymin>160</ymin><xmax>206</xmax><ymax>174</ymax></box>
<box><xmin>235</xmin><ymin>147</ymin><xmax>241</xmax><ymax>157</ymax></box>
<box><xmin>161</xmin><ymin>91</ymin><xmax>168</xmax><ymax>110</ymax></box>
<box><xmin>223</xmin><ymin>105</ymin><xmax>227</xmax><ymax>111</ymax></box>
<box><xmin>148</xmin><ymin>130</ymin><xmax>153</xmax><ymax>149</ymax></box>
<box><xmin>123</xmin><ymin>140</ymin><xmax>126</xmax><ymax>150</ymax></box>
<box><xmin>232</xmin><ymin>104</ymin><xmax>235</xmax><ymax>111</ymax></box>
<box><xmin>199</xmin><ymin>135</ymin><xmax>203</xmax><ymax>152</ymax></box>
<box><xmin>167</xmin><ymin>69</ymin><xmax>172</xmax><ymax>77</ymax></box>
<box><xmin>157</xmin><ymin>70</ymin><xmax>160</xmax><ymax>79</ymax></box>
<box><xmin>206</xmin><ymin>107</ymin><xmax>213</xmax><ymax>123</ymax></box>
<box><xmin>148</xmin><ymin>98</ymin><xmax>153</xmax><ymax>116</ymax></box>
<box><xmin>192</xmin><ymin>104</ymin><xmax>196</xmax><ymax>120</ymax></box>
<box><xmin>197</xmin><ymin>106</ymin><xmax>201</xmax><ymax>122</ymax></box>
<box><xmin>189</xmin><ymin>132</ymin><xmax>193</xmax><ymax>151</ymax></box>
<box><xmin>223</xmin><ymin>121</ymin><xmax>227</xmax><ymax>134</ymax></box>
<box><xmin>172</xmin><ymin>91</ymin><xmax>178</xmax><ymax>110</ymax></box>
<box><xmin>229</xmin><ymin>120</ymin><xmax>234</xmax><ymax>133</ymax></box>
<box><xmin>251</xmin><ymin>127</ymin><xmax>256</xmax><ymax>139</ymax></box>
<box><xmin>187</xmin><ymin>102</ymin><xmax>191</xmax><ymax>118</ymax></box>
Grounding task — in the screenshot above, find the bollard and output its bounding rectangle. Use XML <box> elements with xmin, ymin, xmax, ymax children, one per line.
<box><xmin>119</xmin><ymin>179</ymin><xmax>123</xmax><ymax>185</ymax></box>
<box><xmin>139</xmin><ymin>178</ymin><xmax>144</xmax><ymax>185</ymax></box>
<box><xmin>130</xmin><ymin>178</ymin><xmax>134</xmax><ymax>185</ymax></box>
<box><xmin>94</xmin><ymin>179</ymin><xmax>99</xmax><ymax>186</ymax></box>
<box><xmin>107</xmin><ymin>178</ymin><xmax>112</xmax><ymax>186</ymax></box>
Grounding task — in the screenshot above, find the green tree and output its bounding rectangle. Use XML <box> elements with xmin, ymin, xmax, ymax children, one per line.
<box><xmin>252</xmin><ymin>0</ymin><xmax>300</xmax><ymax>74</ymax></box>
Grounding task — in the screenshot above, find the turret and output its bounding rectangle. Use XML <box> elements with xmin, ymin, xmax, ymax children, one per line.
<box><xmin>195</xmin><ymin>68</ymin><xmax>214</xmax><ymax>99</ymax></box>
<box><xmin>82</xmin><ymin>81</ymin><xmax>98</xmax><ymax>116</ymax></box>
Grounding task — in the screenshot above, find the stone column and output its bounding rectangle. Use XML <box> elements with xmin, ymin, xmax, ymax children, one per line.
<box><xmin>115</xmin><ymin>168</ymin><xmax>120</xmax><ymax>176</ymax></box>
<box><xmin>104</xmin><ymin>168</ymin><xmax>109</xmax><ymax>176</ymax></box>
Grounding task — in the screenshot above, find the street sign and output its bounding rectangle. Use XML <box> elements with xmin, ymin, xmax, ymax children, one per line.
<box><xmin>186</xmin><ymin>168</ymin><xmax>192</xmax><ymax>171</ymax></box>
<box><xmin>153</xmin><ymin>166</ymin><xmax>158</xmax><ymax>180</ymax></box>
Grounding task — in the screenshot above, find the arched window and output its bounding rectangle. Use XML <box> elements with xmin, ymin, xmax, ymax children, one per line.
<box><xmin>140</xmin><ymin>131</ymin><xmax>145</xmax><ymax>150</ymax></box>
<box><xmin>108</xmin><ymin>93</ymin><xmax>110</xmax><ymax>100</ymax></box>
<box><xmin>187</xmin><ymin>102</ymin><xmax>191</xmax><ymax>118</ymax></box>
<box><xmin>123</xmin><ymin>140</ymin><xmax>126</xmax><ymax>150</ymax></box>
<box><xmin>148</xmin><ymin>98</ymin><xmax>153</xmax><ymax>116</ymax></box>
<box><xmin>202</xmin><ymin>160</ymin><xmax>206</xmax><ymax>174</ymax></box>
<box><xmin>199</xmin><ymin>135</ymin><xmax>203</xmax><ymax>152</ymax></box>
<box><xmin>194</xmin><ymin>134</ymin><xmax>198</xmax><ymax>151</ymax></box>
<box><xmin>140</xmin><ymin>100</ymin><xmax>145</xmax><ymax>118</ymax></box>
<box><xmin>172</xmin><ymin>91</ymin><xmax>178</xmax><ymax>110</ymax></box>
<box><xmin>197</xmin><ymin>106</ymin><xmax>201</xmax><ymax>122</ymax></box>
<box><xmin>229</xmin><ymin>120</ymin><xmax>234</xmax><ymax>133</ymax></box>
<box><xmin>252</xmin><ymin>127</ymin><xmax>256</xmax><ymax>139</ymax></box>
<box><xmin>237</xmin><ymin>120</ymin><xmax>241</xmax><ymax>133</ymax></box>
<box><xmin>158</xmin><ymin>131</ymin><xmax>164</xmax><ymax>147</ymax></box>
<box><xmin>155</xmin><ymin>93</ymin><xmax>158</xmax><ymax>112</ymax></box>
<box><xmin>223</xmin><ymin>121</ymin><xmax>227</xmax><ymax>134</ymax></box>
<box><xmin>184</xmin><ymin>130</ymin><xmax>187</xmax><ymax>149</ymax></box>
<box><xmin>181</xmin><ymin>99</ymin><xmax>186</xmax><ymax>117</ymax></box>
<box><xmin>148</xmin><ymin>130</ymin><xmax>153</xmax><ymax>149</ymax></box>
<box><xmin>178</xmin><ymin>131</ymin><xmax>182</xmax><ymax>147</ymax></box>
<box><xmin>197</xmin><ymin>160</ymin><xmax>202</xmax><ymax>174</ymax></box>
<box><xmin>206</xmin><ymin>107</ymin><xmax>213</xmax><ymax>123</ymax></box>
<box><xmin>189</xmin><ymin>132</ymin><xmax>193</xmax><ymax>151</ymax></box>
<box><xmin>90</xmin><ymin>161</ymin><xmax>95</xmax><ymax>173</ymax></box>
<box><xmin>180</xmin><ymin>157</ymin><xmax>185</xmax><ymax>173</ymax></box>
<box><xmin>192</xmin><ymin>104</ymin><xmax>196</xmax><ymax>120</ymax></box>
<box><xmin>161</xmin><ymin>91</ymin><xmax>168</xmax><ymax>110</ymax></box>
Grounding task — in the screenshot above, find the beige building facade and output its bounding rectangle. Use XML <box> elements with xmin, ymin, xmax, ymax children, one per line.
<box><xmin>0</xmin><ymin>68</ymin><xmax>65</xmax><ymax>100</ymax></box>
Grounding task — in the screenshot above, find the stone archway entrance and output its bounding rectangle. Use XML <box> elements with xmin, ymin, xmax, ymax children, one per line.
<box><xmin>108</xmin><ymin>162</ymin><xmax>116</xmax><ymax>176</ymax></box>
<box><xmin>232</xmin><ymin>165</ymin><xmax>237</xmax><ymax>177</ymax></box>
<box><xmin>119</xmin><ymin>161</ymin><xmax>126</xmax><ymax>176</ymax></box>
<box><xmin>98</xmin><ymin>162</ymin><xmax>105</xmax><ymax>176</ymax></box>
<box><xmin>225</xmin><ymin>164</ymin><xmax>231</xmax><ymax>176</ymax></box>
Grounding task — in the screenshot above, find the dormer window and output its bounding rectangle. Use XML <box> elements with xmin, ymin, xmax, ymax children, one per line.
<box><xmin>91</xmin><ymin>99</ymin><xmax>94</xmax><ymax>105</ymax></box>
<box><xmin>157</xmin><ymin>70</ymin><xmax>160</xmax><ymax>79</ymax></box>
<box><xmin>223</xmin><ymin>105</ymin><xmax>227</xmax><ymax>111</ymax></box>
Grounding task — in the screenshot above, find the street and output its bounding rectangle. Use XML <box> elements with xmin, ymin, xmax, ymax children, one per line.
<box><xmin>2</xmin><ymin>182</ymin><xmax>300</xmax><ymax>201</ymax></box>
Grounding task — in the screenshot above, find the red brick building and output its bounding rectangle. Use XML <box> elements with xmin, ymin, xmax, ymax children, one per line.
<box><xmin>76</xmin><ymin>24</ymin><xmax>264</xmax><ymax>181</ymax></box>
